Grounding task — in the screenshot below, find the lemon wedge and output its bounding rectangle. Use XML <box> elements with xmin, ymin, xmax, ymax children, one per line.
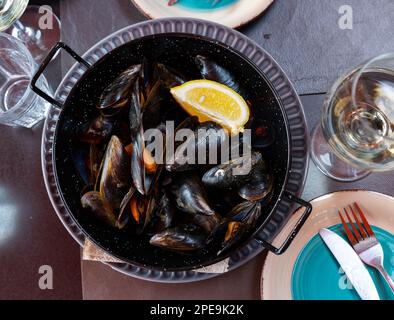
<box><xmin>170</xmin><ymin>80</ymin><xmax>250</xmax><ymax>135</ymax></box>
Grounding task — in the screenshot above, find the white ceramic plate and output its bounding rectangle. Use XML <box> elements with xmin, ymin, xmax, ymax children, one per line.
<box><xmin>261</xmin><ymin>190</ymin><xmax>394</xmax><ymax>300</ymax></box>
<box><xmin>131</xmin><ymin>0</ymin><xmax>274</xmax><ymax>29</ymax></box>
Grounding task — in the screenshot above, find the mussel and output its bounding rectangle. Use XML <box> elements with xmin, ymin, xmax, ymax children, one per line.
<box><xmin>81</xmin><ymin>191</ymin><xmax>118</xmax><ymax>228</ymax></box>
<box><xmin>116</xmin><ymin>184</ymin><xmax>158</xmax><ymax>234</ymax></box>
<box><xmin>148</xmin><ymin>192</ymin><xmax>175</xmax><ymax>233</ymax></box>
<box><xmin>169</xmin><ymin>174</ymin><xmax>221</xmax><ymax>232</ymax></box>
<box><xmin>150</xmin><ymin>225</ymin><xmax>206</xmax><ymax>252</ymax></box>
<box><xmin>218</xmin><ymin>201</ymin><xmax>262</xmax><ymax>254</ymax></box>
<box><xmin>99</xmin><ymin>135</ymin><xmax>131</xmax><ymax>209</ymax></box>
<box><xmin>117</xmin><ymin>186</ymin><xmax>136</xmax><ymax>229</ymax></box>
<box><xmin>88</xmin><ymin>144</ymin><xmax>105</xmax><ymax>186</ymax></box>
<box><xmin>227</xmin><ymin>201</ymin><xmax>262</xmax><ymax>225</ymax></box>
<box><xmin>130</xmin><ymin>131</ymin><xmax>163</xmax><ymax>196</ymax></box>
<box><xmin>238</xmin><ymin>171</ymin><xmax>274</xmax><ymax>202</ymax></box>
<box><xmin>78</xmin><ymin>114</ymin><xmax>114</xmax><ymax>145</ymax></box>
<box><xmin>98</xmin><ymin>65</ymin><xmax>141</xmax><ymax>112</ymax></box>
<box><xmin>141</xmin><ymin>80</ymin><xmax>168</xmax><ymax>130</ymax></box>
<box><xmin>170</xmin><ymin>174</ymin><xmax>216</xmax><ymax>216</ymax></box>
<box><xmin>202</xmin><ymin>151</ymin><xmax>264</xmax><ymax>190</ymax></box>
<box><xmin>128</xmin><ymin>75</ymin><xmax>167</xmax><ymax>196</ymax></box>
<box><xmin>153</xmin><ymin>63</ymin><xmax>186</xmax><ymax>89</ymax></box>
<box><xmin>195</xmin><ymin>55</ymin><xmax>242</xmax><ymax>94</ymax></box>
<box><xmin>166</xmin><ymin>119</ymin><xmax>229</xmax><ymax>172</ymax></box>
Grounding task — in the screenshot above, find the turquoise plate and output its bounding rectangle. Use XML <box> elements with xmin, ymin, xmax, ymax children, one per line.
<box><xmin>292</xmin><ymin>224</ymin><xmax>394</xmax><ymax>300</ymax></box>
<box><xmin>173</xmin><ymin>0</ymin><xmax>238</xmax><ymax>10</ymax></box>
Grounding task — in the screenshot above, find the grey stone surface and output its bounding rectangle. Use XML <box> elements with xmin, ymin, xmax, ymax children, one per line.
<box><xmin>61</xmin><ymin>0</ymin><xmax>394</xmax><ymax>94</ymax></box>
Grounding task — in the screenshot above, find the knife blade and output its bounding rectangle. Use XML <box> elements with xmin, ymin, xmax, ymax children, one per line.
<box><xmin>319</xmin><ymin>228</ymin><xmax>380</xmax><ymax>300</ymax></box>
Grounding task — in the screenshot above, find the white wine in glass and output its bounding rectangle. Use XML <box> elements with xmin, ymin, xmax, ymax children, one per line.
<box><xmin>0</xmin><ymin>0</ymin><xmax>61</xmax><ymax>62</ymax></box>
<box><xmin>0</xmin><ymin>0</ymin><xmax>28</xmax><ymax>31</ymax></box>
<box><xmin>311</xmin><ymin>53</ymin><xmax>394</xmax><ymax>181</ymax></box>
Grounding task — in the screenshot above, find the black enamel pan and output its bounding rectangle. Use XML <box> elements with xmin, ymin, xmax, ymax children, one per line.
<box><xmin>31</xmin><ymin>34</ymin><xmax>312</xmax><ymax>271</ymax></box>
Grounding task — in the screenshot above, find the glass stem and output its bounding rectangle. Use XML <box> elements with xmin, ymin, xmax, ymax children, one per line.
<box><xmin>11</xmin><ymin>19</ymin><xmax>42</xmax><ymax>44</ymax></box>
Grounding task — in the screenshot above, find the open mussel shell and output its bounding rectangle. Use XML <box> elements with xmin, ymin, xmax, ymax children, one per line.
<box><xmin>227</xmin><ymin>201</ymin><xmax>262</xmax><ymax>226</ymax></box>
<box><xmin>195</xmin><ymin>55</ymin><xmax>242</xmax><ymax>94</ymax></box>
<box><xmin>238</xmin><ymin>172</ymin><xmax>274</xmax><ymax>202</ymax></box>
<box><xmin>150</xmin><ymin>225</ymin><xmax>206</xmax><ymax>252</ymax></box>
<box><xmin>147</xmin><ymin>192</ymin><xmax>175</xmax><ymax>234</ymax></box>
<box><xmin>129</xmin><ymin>77</ymin><xmax>143</xmax><ymax>137</ymax></box>
<box><xmin>130</xmin><ymin>192</ymin><xmax>149</xmax><ymax>226</ymax></box>
<box><xmin>89</xmin><ymin>143</ymin><xmax>106</xmax><ymax>185</ymax></box>
<box><xmin>216</xmin><ymin>201</ymin><xmax>262</xmax><ymax>254</ymax></box>
<box><xmin>141</xmin><ymin>80</ymin><xmax>168</xmax><ymax>130</ymax></box>
<box><xmin>99</xmin><ymin>135</ymin><xmax>131</xmax><ymax>209</ymax></box>
<box><xmin>202</xmin><ymin>151</ymin><xmax>263</xmax><ymax>189</ymax></box>
<box><xmin>129</xmin><ymin>77</ymin><xmax>164</xmax><ymax>196</ymax></box>
<box><xmin>221</xmin><ymin>221</ymin><xmax>244</xmax><ymax>252</ymax></box>
<box><xmin>98</xmin><ymin>65</ymin><xmax>141</xmax><ymax>111</ymax></box>
<box><xmin>130</xmin><ymin>131</ymin><xmax>163</xmax><ymax>196</ymax></box>
<box><xmin>166</xmin><ymin>119</ymin><xmax>229</xmax><ymax>172</ymax></box>
<box><xmin>116</xmin><ymin>186</ymin><xmax>136</xmax><ymax>229</ymax></box>
<box><xmin>81</xmin><ymin>191</ymin><xmax>118</xmax><ymax>228</ymax></box>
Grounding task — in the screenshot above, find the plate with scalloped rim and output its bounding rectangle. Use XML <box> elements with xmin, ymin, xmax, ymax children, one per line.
<box><xmin>261</xmin><ymin>190</ymin><xmax>394</xmax><ymax>300</ymax></box>
<box><xmin>131</xmin><ymin>0</ymin><xmax>274</xmax><ymax>29</ymax></box>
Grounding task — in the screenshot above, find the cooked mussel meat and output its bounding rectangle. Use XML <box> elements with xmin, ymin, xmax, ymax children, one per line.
<box><xmin>218</xmin><ymin>201</ymin><xmax>262</xmax><ymax>254</ymax></box>
<box><xmin>130</xmin><ymin>131</ymin><xmax>162</xmax><ymax>195</ymax></box>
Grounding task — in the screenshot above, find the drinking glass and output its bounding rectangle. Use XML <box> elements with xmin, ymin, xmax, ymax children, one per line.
<box><xmin>0</xmin><ymin>32</ymin><xmax>51</xmax><ymax>128</ymax></box>
<box><xmin>311</xmin><ymin>53</ymin><xmax>394</xmax><ymax>182</ymax></box>
<box><xmin>0</xmin><ymin>0</ymin><xmax>61</xmax><ymax>62</ymax></box>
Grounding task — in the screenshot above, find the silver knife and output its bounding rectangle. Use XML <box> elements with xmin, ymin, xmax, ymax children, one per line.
<box><xmin>319</xmin><ymin>228</ymin><xmax>380</xmax><ymax>300</ymax></box>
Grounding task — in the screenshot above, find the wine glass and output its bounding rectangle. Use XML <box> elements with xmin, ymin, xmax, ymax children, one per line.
<box><xmin>311</xmin><ymin>53</ymin><xmax>394</xmax><ymax>182</ymax></box>
<box><xmin>0</xmin><ymin>32</ymin><xmax>51</xmax><ymax>127</ymax></box>
<box><xmin>0</xmin><ymin>0</ymin><xmax>61</xmax><ymax>62</ymax></box>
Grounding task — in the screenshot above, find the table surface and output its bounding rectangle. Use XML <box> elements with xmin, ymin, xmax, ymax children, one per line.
<box><xmin>1</xmin><ymin>0</ymin><xmax>393</xmax><ymax>300</ymax></box>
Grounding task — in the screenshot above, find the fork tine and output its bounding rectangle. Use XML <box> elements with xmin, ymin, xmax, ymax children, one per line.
<box><xmin>338</xmin><ymin>210</ymin><xmax>357</xmax><ymax>246</ymax></box>
<box><xmin>349</xmin><ymin>204</ymin><xmax>367</xmax><ymax>238</ymax></box>
<box><xmin>354</xmin><ymin>202</ymin><xmax>375</xmax><ymax>237</ymax></box>
<box><xmin>344</xmin><ymin>207</ymin><xmax>362</xmax><ymax>241</ymax></box>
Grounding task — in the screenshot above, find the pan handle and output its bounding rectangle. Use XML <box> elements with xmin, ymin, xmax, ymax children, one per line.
<box><xmin>254</xmin><ymin>191</ymin><xmax>312</xmax><ymax>255</ymax></box>
<box><xmin>30</xmin><ymin>42</ymin><xmax>91</xmax><ymax>109</ymax></box>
